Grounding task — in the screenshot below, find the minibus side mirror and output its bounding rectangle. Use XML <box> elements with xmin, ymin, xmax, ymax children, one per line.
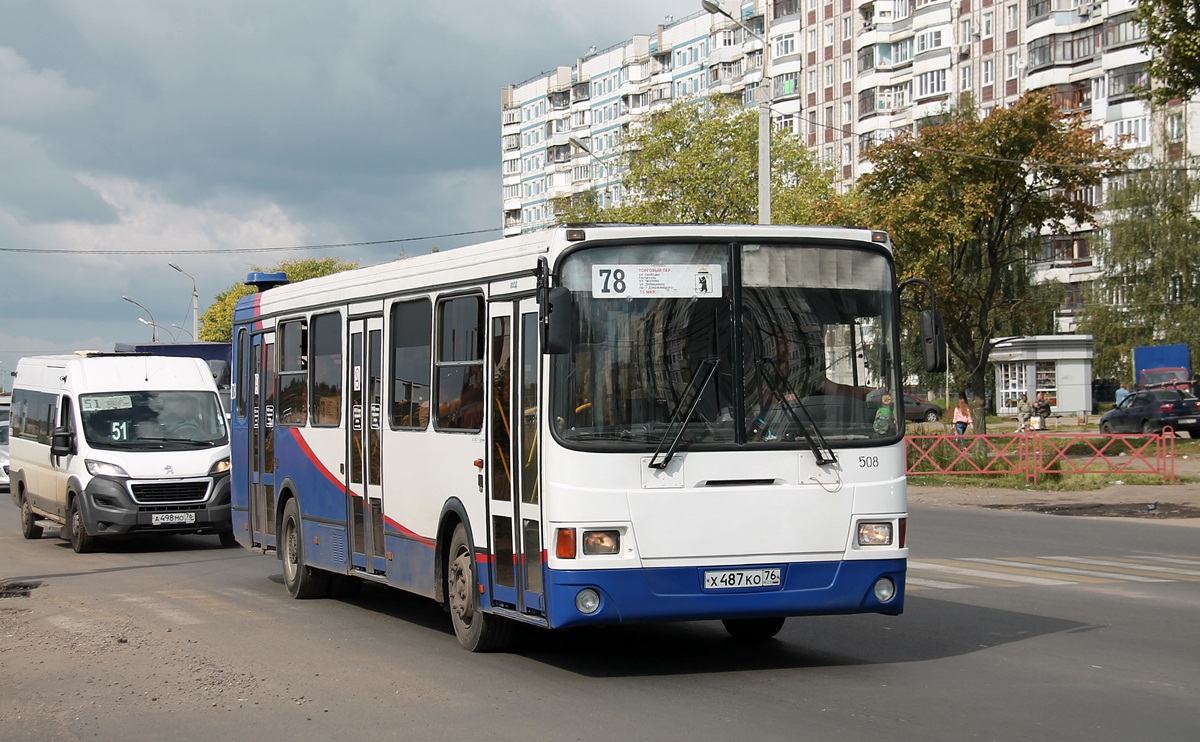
<box><xmin>543</xmin><ymin>286</ymin><xmax>573</xmax><ymax>355</ymax></box>
<box><xmin>920</xmin><ymin>309</ymin><xmax>947</xmax><ymax>373</ymax></box>
<box><xmin>50</xmin><ymin>426</ymin><xmax>75</xmax><ymax>457</ymax></box>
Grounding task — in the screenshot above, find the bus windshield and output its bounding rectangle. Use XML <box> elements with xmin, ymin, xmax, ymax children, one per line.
<box><xmin>551</xmin><ymin>240</ymin><xmax>902</xmax><ymax>449</ymax></box>
<box><xmin>80</xmin><ymin>391</ymin><xmax>228</xmax><ymax>450</ymax></box>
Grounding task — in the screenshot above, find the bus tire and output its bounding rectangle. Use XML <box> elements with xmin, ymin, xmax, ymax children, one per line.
<box><xmin>66</xmin><ymin>500</ymin><xmax>94</xmax><ymax>554</ymax></box>
<box><xmin>721</xmin><ymin>616</ymin><xmax>786</xmax><ymax>640</ymax></box>
<box><xmin>281</xmin><ymin>498</ymin><xmax>331</xmax><ymax>599</ymax></box>
<box><xmin>447</xmin><ymin>523</ymin><xmax>513</xmax><ymax>652</ymax></box>
<box><xmin>20</xmin><ymin>497</ymin><xmax>44</xmax><ymax>540</ymax></box>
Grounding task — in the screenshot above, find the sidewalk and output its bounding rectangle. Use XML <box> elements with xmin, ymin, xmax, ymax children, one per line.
<box><xmin>908</xmin><ymin>451</ymin><xmax>1200</xmax><ymax>521</ymax></box>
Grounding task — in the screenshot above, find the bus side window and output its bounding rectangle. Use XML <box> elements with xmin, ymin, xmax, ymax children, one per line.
<box><xmin>435</xmin><ymin>295</ymin><xmax>484</xmax><ymax>432</ymax></box>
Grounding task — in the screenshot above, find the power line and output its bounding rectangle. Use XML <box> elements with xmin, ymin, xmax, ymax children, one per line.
<box><xmin>0</xmin><ymin>227</ymin><xmax>501</xmax><ymax>256</ymax></box>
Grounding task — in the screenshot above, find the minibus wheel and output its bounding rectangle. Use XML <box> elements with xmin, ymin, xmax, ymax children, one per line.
<box><xmin>20</xmin><ymin>497</ymin><xmax>43</xmax><ymax>540</ymax></box>
<box><xmin>66</xmin><ymin>501</ymin><xmax>94</xmax><ymax>554</ymax></box>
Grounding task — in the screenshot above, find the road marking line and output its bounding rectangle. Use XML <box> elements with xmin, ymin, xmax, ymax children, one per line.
<box><xmin>963</xmin><ymin>558</ymin><xmax>1167</xmax><ymax>583</ymax></box>
<box><xmin>116</xmin><ymin>594</ymin><xmax>203</xmax><ymax>625</ymax></box>
<box><xmin>1036</xmin><ymin>556</ymin><xmax>1200</xmax><ymax>579</ymax></box>
<box><xmin>906</xmin><ymin>576</ymin><xmax>975</xmax><ymax>590</ymax></box>
<box><xmin>909</xmin><ymin>560</ymin><xmax>1075</xmax><ymax>585</ymax></box>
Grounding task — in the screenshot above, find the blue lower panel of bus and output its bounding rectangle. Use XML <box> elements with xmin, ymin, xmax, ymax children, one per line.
<box><xmin>542</xmin><ymin>558</ymin><xmax>905</xmax><ymax>629</ymax></box>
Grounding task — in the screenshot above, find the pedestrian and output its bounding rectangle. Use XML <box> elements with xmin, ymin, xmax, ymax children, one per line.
<box><xmin>1016</xmin><ymin>393</ymin><xmax>1032</xmax><ymax>432</ymax></box>
<box><xmin>953</xmin><ymin>392</ymin><xmax>972</xmax><ymax>445</ymax></box>
<box><xmin>1115</xmin><ymin>383</ymin><xmax>1130</xmax><ymax>407</ymax></box>
<box><xmin>1031</xmin><ymin>392</ymin><xmax>1052</xmax><ymax>431</ymax></box>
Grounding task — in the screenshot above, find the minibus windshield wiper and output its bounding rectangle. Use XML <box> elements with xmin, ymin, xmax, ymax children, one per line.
<box><xmin>758</xmin><ymin>360</ymin><xmax>837</xmax><ymax>465</ymax></box>
<box><xmin>647</xmin><ymin>356</ymin><xmax>719</xmax><ymax>470</ymax></box>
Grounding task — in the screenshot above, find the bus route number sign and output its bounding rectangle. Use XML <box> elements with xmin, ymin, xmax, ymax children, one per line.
<box><xmin>592</xmin><ymin>264</ymin><xmax>722</xmax><ymax>299</ymax></box>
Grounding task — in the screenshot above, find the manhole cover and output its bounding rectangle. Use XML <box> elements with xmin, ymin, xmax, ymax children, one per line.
<box><xmin>0</xmin><ymin>581</ymin><xmax>42</xmax><ymax>598</ymax></box>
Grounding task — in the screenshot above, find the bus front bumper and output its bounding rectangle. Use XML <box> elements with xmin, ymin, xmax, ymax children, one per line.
<box><xmin>541</xmin><ymin>558</ymin><xmax>905</xmax><ymax>629</ymax></box>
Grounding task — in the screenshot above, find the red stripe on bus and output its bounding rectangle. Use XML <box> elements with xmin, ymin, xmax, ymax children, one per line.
<box><xmin>288</xmin><ymin>429</ymin><xmax>348</xmax><ymax>494</ymax></box>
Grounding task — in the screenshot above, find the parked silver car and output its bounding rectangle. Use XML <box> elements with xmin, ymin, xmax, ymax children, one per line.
<box><xmin>0</xmin><ymin>421</ymin><xmax>9</xmax><ymax>493</ymax></box>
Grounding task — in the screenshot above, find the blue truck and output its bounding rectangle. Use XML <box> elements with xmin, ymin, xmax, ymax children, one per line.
<box><xmin>1132</xmin><ymin>344</ymin><xmax>1191</xmax><ymax>392</ymax></box>
<box><xmin>113</xmin><ymin>341</ymin><xmax>232</xmax><ymax>411</ymax></box>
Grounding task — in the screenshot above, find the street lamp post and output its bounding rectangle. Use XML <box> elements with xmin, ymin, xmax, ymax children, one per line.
<box><xmin>122</xmin><ymin>295</ymin><xmax>159</xmax><ymax>342</ymax></box>
<box><xmin>568</xmin><ymin>136</ymin><xmax>612</xmax><ymax>207</ymax></box>
<box><xmin>702</xmin><ymin>0</ymin><xmax>771</xmax><ymax>224</ymax></box>
<box><xmin>169</xmin><ymin>263</ymin><xmax>199</xmax><ymax>340</ymax></box>
<box><xmin>140</xmin><ymin>317</ymin><xmax>176</xmax><ymax>342</ymax></box>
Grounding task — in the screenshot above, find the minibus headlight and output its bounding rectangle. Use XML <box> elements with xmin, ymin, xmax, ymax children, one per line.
<box><xmin>582</xmin><ymin>530</ymin><xmax>620</xmax><ymax>555</ymax></box>
<box><xmin>209</xmin><ymin>457</ymin><xmax>231</xmax><ymax>475</ymax></box>
<box><xmin>86</xmin><ymin>459</ymin><xmax>130</xmax><ymax>478</ymax></box>
<box><xmin>857</xmin><ymin>522</ymin><xmax>893</xmax><ymax>546</ymax></box>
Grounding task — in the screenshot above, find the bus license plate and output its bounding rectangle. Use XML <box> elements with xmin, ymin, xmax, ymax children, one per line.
<box><xmin>151</xmin><ymin>512</ymin><xmax>196</xmax><ymax>526</ymax></box>
<box><xmin>704</xmin><ymin>568</ymin><xmax>781</xmax><ymax>589</ymax></box>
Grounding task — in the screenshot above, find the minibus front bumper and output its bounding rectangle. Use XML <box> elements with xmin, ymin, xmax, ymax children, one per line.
<box><xmin>80</xmin><ymin>474</ymin><xmax>232</xmax><ymax>537</ymax></box>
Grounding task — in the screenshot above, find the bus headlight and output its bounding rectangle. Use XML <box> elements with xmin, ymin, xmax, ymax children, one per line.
<box><xmin>575</xmin><ymin>589</ymin><xmax>601</xmax><ymax>614</ymax></box>
<box><xmin>857</xmin><ymin>522</ymin><xmax>893</xmax><ymax>546</ymax></box>
<box><xmin>582</xmin><ymin>530</ymin><xmax>619</xmax><ymax>555</ymax></box>
<box><xmin>874</xmin><ymin>577</ymin><xmax>896</xmax><ymax>603</ymax></box>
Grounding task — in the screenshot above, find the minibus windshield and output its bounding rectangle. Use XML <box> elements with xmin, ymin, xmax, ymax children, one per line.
<box><xmin>80</xmin><ymin>391</ymin><xmax>228</xmax><ymax>450</ymax></box>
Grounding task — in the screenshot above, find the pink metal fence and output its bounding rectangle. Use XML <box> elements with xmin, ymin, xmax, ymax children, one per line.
<box><xmin>905</xmin><ymin>429</ymin><xmax>1177</xmax><ymax>483</ymax></box>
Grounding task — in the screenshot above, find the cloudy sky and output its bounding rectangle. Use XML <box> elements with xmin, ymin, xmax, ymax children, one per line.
<box><xmin>0</xmin><ymin>0</ymin><xmax>701</xmax><ymax>385</ymax></box>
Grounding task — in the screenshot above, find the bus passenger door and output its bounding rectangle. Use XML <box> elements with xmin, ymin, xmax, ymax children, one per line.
<box><xmin>487</xmin><ymin>298</ymin><xmax>544</xmax><ymax>615</ymax></box>
<box><xmin>250</xmin><ymin>332</ymin><xmax>278</xmax><ymax>550</ymax></box>
<box><xmin>348</xmin><ymin>316</ymin><xmax>386</xmax><ymax>575</ymax></box>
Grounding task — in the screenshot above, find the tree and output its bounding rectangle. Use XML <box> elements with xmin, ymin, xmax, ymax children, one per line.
<box><xmin>1135</xmin><ymin>0</ymin><xmax>1200</xmax><ymax>105</ymax></box>
<box><xmin>1076</xmin><ymin>163</ymin><xmax>1200</xmax><ymax>381</ymax></box>
<box><xmin>198</xmin><ymin>257</ymin><xmax>359</xmax><ymax>342</ymax></box>
<box><xmin>554</xmin><ymin>97</ymin><xmax>849</xmax><ymax>225</ymax></box>
<box><xmin>856</xmin><ymin>93</ymin><xmax>1128</xmax><ymax>430</ymax></box>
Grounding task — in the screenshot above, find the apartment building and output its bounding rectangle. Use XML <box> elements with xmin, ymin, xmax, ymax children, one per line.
<box><xmin>500</xmin><ymin>0</ymin><xmax>1196</xmax><ymax>330</ymax></box>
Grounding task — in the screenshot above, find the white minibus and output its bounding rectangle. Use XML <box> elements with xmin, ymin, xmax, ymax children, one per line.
<box><xmin>8</xmin><ymin>353</ymin><xmax>232</xmax><ymax>552</ymax></box>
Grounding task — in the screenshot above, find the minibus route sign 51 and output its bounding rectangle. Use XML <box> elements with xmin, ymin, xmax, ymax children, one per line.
<box><xmin>592</xmin><ymin>264</ymin><xmax>723</xmax><ymax>299</ymax></box>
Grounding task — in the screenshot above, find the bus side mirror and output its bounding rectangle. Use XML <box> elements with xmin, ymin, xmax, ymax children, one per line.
<box><xmin>543</xmin><ymin>286</ymin><xmax>573</xmax><ymax>355</ymax></box>
<box><xmin>50</xmin><ymin>426</ymin><xmax>75</xmax><ymax>457</ymax></box>
<box><xmin>920</xmin><ymin>309</ymin><xmax>947</xmax><ymax>373</ymax></box>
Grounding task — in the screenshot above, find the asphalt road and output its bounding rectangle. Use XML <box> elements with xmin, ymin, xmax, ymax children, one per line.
<box><xmin>1</xmin><ymin>503</ymin><xmax>1197</xmax><ymax>741</ymax></box>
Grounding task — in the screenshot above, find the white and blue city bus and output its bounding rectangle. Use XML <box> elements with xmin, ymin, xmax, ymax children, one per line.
<box><xmin>229</xmin><ymin>224</ymin><xmax>944</xmax><ymax>651</ymax></box>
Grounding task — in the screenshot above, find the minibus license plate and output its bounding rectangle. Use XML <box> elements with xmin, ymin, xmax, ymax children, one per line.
<box><xmin>704</xmin><ymin>568</ymin><xmax>781</xmax><ymax>589</ymax></box>
<box><xmin>152</xmin><ymin>513</ymin><xmax>196</xmax><ymax>525</ymax></box>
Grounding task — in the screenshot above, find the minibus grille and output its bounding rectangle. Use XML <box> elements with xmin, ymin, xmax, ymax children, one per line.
<box><xmin>130</xmin><ymin>480</ymin><xmax>211</xmax><ymax>504</ymax></box>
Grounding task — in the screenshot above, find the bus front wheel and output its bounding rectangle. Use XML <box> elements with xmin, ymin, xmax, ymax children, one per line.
<box><xmin>447</xmin><ymin>523</ymin><xmax>513</xmax><ymax>652</ymax></box>
<box><xmin>281</xmin><ymin>498</ymin><xmax>330</xmax><ymax>599</ymax></box>
<box><xmin>722</xmin><ymin>616</ymin><xmax>786</xmax><ymax>640</ymax></box>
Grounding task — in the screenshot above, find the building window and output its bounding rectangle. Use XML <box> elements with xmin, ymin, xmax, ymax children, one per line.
<box><xmin>1035</xmin><ymin>361</ymin><xmax>1057</xmax><ymax>408</ymax></box>
<box><xmin>995</xmin><ymin>362</ymin><xmax>1028</xmax><ymax>411</ymax></box>
<box><xmin>774</xmin><ymin>33</ymin><xmax>796</xmax><ymax>58</ymax></box>
<box><xmin>983</xmin><ymin>60</ymin><xmax>994</xmax><ymax>85</ymax></box>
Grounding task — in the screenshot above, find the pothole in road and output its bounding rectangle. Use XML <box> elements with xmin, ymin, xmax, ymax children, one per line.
<box><xmin>0</xmin><ymin>580</ymin><xmax>42</xmax><ymax>598</ymax></box>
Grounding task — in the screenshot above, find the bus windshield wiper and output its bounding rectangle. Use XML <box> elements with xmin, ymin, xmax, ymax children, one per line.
<box><xmin>758</xmin><ymin>360</ymin><xmax>838</xmax><ymax>466</ymax></box>
<box><xmin>648</xmin><ymin>356</ymin><xmax>719</xmax><ymax>470</ymax></box>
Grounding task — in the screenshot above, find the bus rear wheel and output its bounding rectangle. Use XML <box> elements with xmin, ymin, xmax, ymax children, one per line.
<box><xmin>447</xmin><ymin>523</ymin><xmax>513</xmax><ymax>652</ymax></box>
<box><xmin>281</xmin><ymin>498</ymin><xmax>331</xmax><ymax>599</ymax></box>
<box><xmin>722</xmin><ymin>616</ymin><xmax>786</xmax><ymax>640</ymax></box>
